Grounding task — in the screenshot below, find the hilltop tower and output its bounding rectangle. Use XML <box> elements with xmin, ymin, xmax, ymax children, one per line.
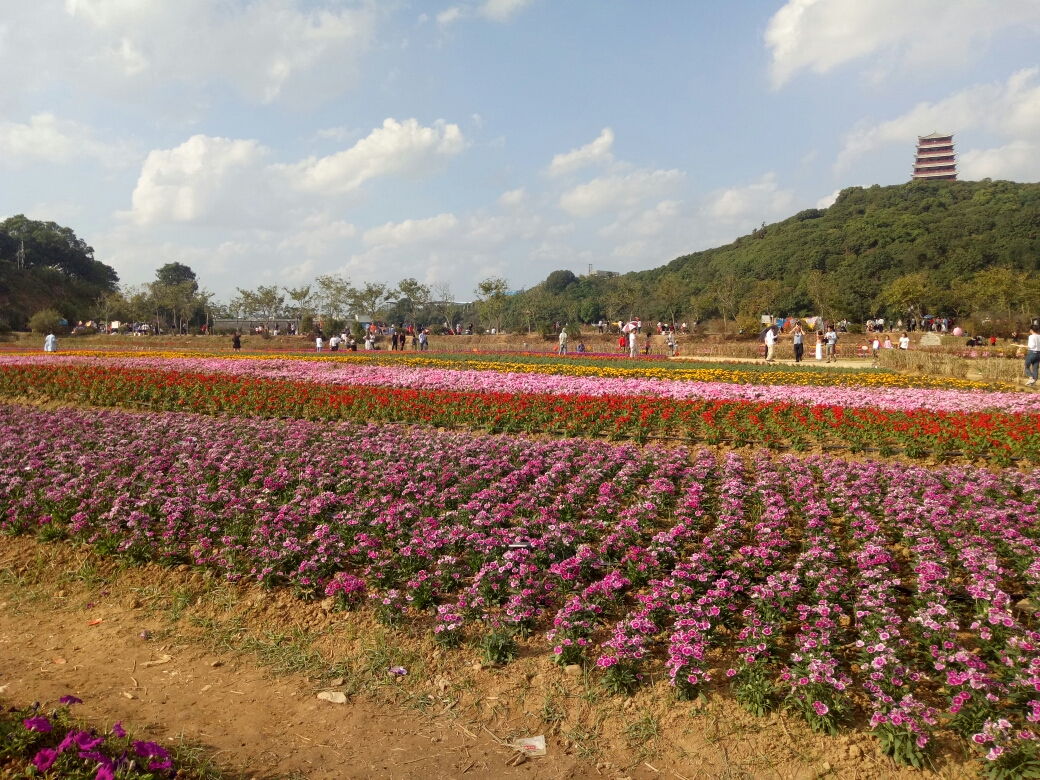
<box><xmin>912</xmin><ymin>133</ymin><xmax>957</xmax><ymax>181</ymax></box>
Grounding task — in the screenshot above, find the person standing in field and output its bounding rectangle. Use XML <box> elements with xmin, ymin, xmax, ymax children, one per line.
<box><xmin>792</xmin><ymin>324</ymin><xmax>804</xmax><ymax>363</ymax></box>
<box><xmin>899</xmin><ymin>332</ymin><xmax>910</xmax><ymax>350</ymax></box>
<box><xmin>44</xmin><ymin>332</ymin><xmax>57</xmax><ymax>352</ymax></box>
<box><xmin>1026</xmin><ymin>324</ymin><xmax>1040</xmax><ymax>386</ymax></box>
<box><xmin>559</xmin><ymin>326</ymin><xmax>568</xmax><ymax>355</ymax></box>
<box><xmin>232</xmin><ymin>333</ymin><xmax>241</xmax><ymax>351</ymax></box>
<box><xmin>315</xmin><ymin>334</ymin><xmax>323</xmax><ymax>353</ymax></box>
<box><xmin>824</xmin><ymin>325</ymin><xmax>837</xmax><ymax>363</ymax></box>
<box><xmin>764</xmin><ymin>325</ymin><xmax>777</xmax><ymax>363</ymax></box>
<box><xmin>628</xmin><ymin>330</ymin><xmax>637</xmax><ymax>358</ymax></box>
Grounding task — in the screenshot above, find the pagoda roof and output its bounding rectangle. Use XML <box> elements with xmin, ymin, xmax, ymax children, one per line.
<box><xmin>919</xmin><ymin>132</ymin><xmax>953</xmax><ymax>140</ymax></box>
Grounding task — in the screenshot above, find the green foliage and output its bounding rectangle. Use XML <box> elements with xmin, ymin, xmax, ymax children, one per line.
<box><xmin>480</xmin><ymin>627</ymin><xmax>519</xmax><ymax>666</ymax></box>
<box><xmin>874</xmin><ymin>723</ymin><xmax>929</xmax><ymax>770</ymax></box>
<box><xmin>29</xmin><ymin>308</ymin><xmax>64</xmax><ymax>334</ymax></box>
<box><xmin>504</xmin><ymin>180</ymin><xmax>1040</xmax><ymax>329</ymax></box>
<box><xmin>0</xmin><ymin>215</ymin><xmax>119</xmax><ymax>328</ymax></box>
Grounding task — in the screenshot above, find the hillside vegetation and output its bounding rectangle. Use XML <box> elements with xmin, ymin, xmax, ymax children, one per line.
<box><xmin>505</xmin><ymin>179</ymin><xmax>1040</xmax><ymax>333</ymax></box>
<box><xmin>0</xmin><ymin>215</ymin><xmax>119</xmax><ymax>330</ymax></box>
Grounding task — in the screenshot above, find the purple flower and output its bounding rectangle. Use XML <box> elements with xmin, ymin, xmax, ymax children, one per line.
<box><xmin>59</xmin><ymin>695</ymin><xmax>83</xmax><ymax>705</ymax></box>
<box><xmin>111</xmin><ymin>721</ymin><xmax>126</xmax><ymax>738</ymax></box>
<box><xmin>24</xmin><ymin>716</ymin><xmax>52</xmax><ymax>733</ymax></box>
<box><xmin>32</xmin><ymin>748</ymin><xmax>58</xmax><ymax>771</ymax></box>
<box><xmin>149</xmin><ymin>759</ymin><xmax>174</xmax><ymax>770</ymax></box>
<box><xmin>74</xmin><ymin>731</ymin><xmax>105</xmax><ymax>751</ymax></box>
<box><xmin>133</xmin><ymin>740</ymin><xmax>170</xmax><ymax>760</ymax></box>
<box><xmin>812</xmin><ymin>701</ymin><xmax>829</xmax><ymax>717</ymax></box>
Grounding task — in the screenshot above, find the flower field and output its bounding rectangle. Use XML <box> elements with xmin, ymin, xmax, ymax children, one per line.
<box><xmin>2</xmin><ymin>357</ymin><xmax>1039</xmax><ymax>461</ymax></box>
<box><xmin>5</xmin><ymin>349</ymin><xmax>1040</xmax><ymax>774</ymax></box>
<box><xmin>3</xmin><ymin>403</ymin><xmax>1040</xmax><ymax>771</ymax></box>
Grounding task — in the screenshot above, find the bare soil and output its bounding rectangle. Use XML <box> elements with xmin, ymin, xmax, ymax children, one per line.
<box><xmin>0</xmin><ymin>538</ymin><xmax>973</xmax><ymax>780</ymax></box>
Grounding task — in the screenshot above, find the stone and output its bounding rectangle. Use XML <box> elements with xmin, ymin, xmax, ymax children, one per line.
<box><xmin>820</xmin><ymin>761</ymin><xmax>832</xmax><ymax>775</ymax></box>
<box><xmin>848</xmin><ymin>745</ymin><xmax>863</xmax><ymax>760</ymax></box>
<box><xmin>563</xmin><ymin>664</ymin><xmax>582</xmax><ymax>677</ymax></box>
<box><xmin>1016</xmin><ymin>598</ymin><xmax>1039</xmax><ymax>614</ymax></box>
<box><xmin>328</xmin><ymin>677</ymin><xmax>344</xmax><ymax>687</ymax></box>
<box><xmin>316</xmin><ymin>691</ymin><xmax>347</xmax><ymax>704</ymax></box>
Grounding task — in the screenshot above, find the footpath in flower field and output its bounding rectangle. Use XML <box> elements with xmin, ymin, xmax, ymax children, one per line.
<box><xmin>0</xmin><ymin>537</ymin><xmax>922</xmax><ymax>780</ymax></box>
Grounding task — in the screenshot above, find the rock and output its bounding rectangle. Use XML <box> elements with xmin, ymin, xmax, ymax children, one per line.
<box><xmin>564</xmin><ymin>664</ymin><xmax>582</xmax><ymax>677</ymax></box>
<box><xmin>820</xmin><ymin>761</ymin><xmax>832</xmax><ymax>775</ymax></box>
<box><xmin>328</xmin><ymin>677</ymin><xmax>344</xmax><ymax>687</ymax></box>
<box><xmin>210</xmin><ymin>660</ymin><xmax>223</xmax><ymax>668</ymax></box>
<box><xmin>316</xmin><ymin>691</ymin><xmax>347</xmax><ymax>704</ymax></box>
<box><xmin>848</xmin><ymin>745</ymin><xmax>863</xmax><ymax>760</ymax></box>
<box><xmin>1016</xmin><ymin>598</ymin><xmax>1039</xmax><ymax>614</ymax></box>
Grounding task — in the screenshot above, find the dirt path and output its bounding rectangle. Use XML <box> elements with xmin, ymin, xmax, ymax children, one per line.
<box><xmin>0</xmin><ymin>539</ymin><xmax>962</xmax><ymax>780</ymax></box>
<box><xmin>0</xmin><ymin>575</ymin><xmax>595</xmax><ymax>779</ymax></box>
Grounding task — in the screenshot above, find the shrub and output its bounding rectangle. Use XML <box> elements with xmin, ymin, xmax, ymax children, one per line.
<box><xmin>29</xmin><ymin>309</ymin><xmax>65</xmax><ymax>334</ymax></box>
<box><xmin>300</xmin><ymin>314</ymin><xmax>314</xmax><ymax>334</ymax></box>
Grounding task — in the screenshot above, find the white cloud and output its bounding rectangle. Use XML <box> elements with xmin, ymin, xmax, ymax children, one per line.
<box><xmin>600</xmin><ymin>200</ymin><xmax>682</xmax><ymax>240</ymax></box>
<box><xmin>363</xmin><ymin>214</ymin><xmax>459</xmax><ymax>247</ymax></box>
<box><xmin>285</xmin><ymin>118</ymin><xmax>466</xmax><ymax>194</ymax></box>
<box><xmin>2</xmin><ymin>0</ymin><xmax>379</xmax><ymax>106</ymax></box>
<box><xmin>835</xmin><ymin>68</ymin><xmax>1040</xmax><ymax>180</ymax></box>
<box><xmin>765</xmin><ymin>0</ymin><xmax>1040</xmax><ymax>88</ymax></box>
<box><xmin>547</xmin><ymin>128</ymin><xmax>614</xmax><ymax>177</ymax></box>
<box><xmin>559</xmin><ymin>169</ymin><xmax>683</xmax><ymax>217</ymax></box>
<box><xmin>816</xmin><ymin>189</ymin><xmax>841</xmax><ymax>209</ymax></box>
<box><xmin>0</xmin><ymin>113</ymin><xmax>134</xmax><ymax>168</ymax></box>
<box><xmin>124</xmin><ymin>118</ymin><xmax>466</xmax><ymax>227</ymax></box>
<box><xmin>499</xmin><ymin>187</ymin><xmax>526</xmax><ymax>208</ymax></box>
<box><xmin>479</xmin><ymin>0</ymin><xmax>534</xmax><ymax>22</ymax></box>
<box><xmin>437</xmin><ymin>6</ymin><xmax>465</xmax><ymax>26</ymax></box>
<box><xmin>705</xmin><ymin>173</ymin><xmax>799</xmax><ymax>223</ymax></box>
<box><xmin>125</xmin><ymin>135</ymin><xmax>280</xmax><ymax>228</ymax></box>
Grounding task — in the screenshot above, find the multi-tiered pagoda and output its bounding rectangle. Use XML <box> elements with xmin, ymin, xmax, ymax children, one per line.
<box><xmin>912</xmin><ymin>133</ymin><xmax>957</xmax><ymax>181</ymax></box>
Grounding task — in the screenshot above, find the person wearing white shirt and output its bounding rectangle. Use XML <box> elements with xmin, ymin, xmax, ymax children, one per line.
<box><xmin>44</xmin><ymin>333</ymin><xmax>57</xmax><ymax>352</ymax></box>
<box><xmin>315</xmin><ymin>336</ymin><xmax>323</xmax><ymax>353</ymax></box>
<box><xmin>763</xmin><ymin>326</ymin><xmax>776</xmax><ymax>363</ymax></box>
<box><xmin>558</xmin><ymin>327</ymin><xmax>568</xmax><ymax>355</ymax></box>
<box><xmin>899</xmin><ymin>333</ymin><xmax>910</xmax><ymax>350</ymax></box>
<box><xmin>1026</xmin><ymin>325</ymin><xmax>1040</xmax><ymax>385</ymax></box>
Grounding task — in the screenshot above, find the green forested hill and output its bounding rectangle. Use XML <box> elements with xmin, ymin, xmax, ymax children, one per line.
<box><xmin>504</xmin><ymin>179</ymin><xmax>1040</xmax><ymax>331</ymax></box>
<box><xmin>0</xmin><ymin>215</ymin><xmax>120</xmax><ymax>329</ymax></box>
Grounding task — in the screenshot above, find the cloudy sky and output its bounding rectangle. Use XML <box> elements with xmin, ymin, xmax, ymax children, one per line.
<box><xmin>2</xmin><ymin>0</ymin><xmax>1040</xmax><ymax>301</ymax></box>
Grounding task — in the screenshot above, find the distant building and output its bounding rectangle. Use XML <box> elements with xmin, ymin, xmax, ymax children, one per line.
<box><xmin>588</xmin><ymin>269</ymin><xmax>619</xmax><ymax>278</ymax></box>
<box><xmin>912</xmin><ymin>133</ymin><xmax>957</xmax><ymax>181</ymax></box>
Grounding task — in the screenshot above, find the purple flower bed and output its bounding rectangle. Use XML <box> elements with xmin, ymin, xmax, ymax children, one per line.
<box><xmin>4</xmin><ymin>402</ymin><xmax>1040</xmax><ymax>769</ymax></box>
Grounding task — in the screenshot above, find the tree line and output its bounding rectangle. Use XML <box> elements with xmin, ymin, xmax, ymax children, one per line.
<box><xmin>6</xmin><ymin>178</ymin><xmax>1040</xmax><ymax>337</ymax></box>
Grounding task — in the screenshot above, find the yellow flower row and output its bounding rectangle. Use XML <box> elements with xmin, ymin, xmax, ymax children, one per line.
<box><xmin>45</xmin><ymin>349</ymin><xmax>1008</xmax><ymax>391</ymax></box>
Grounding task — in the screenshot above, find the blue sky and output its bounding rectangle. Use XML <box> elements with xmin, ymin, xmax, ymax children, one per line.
<box><xmin>3</xmin><ymin>0</ymin><xmax>1040</xmax><ymax>302</ymax></box>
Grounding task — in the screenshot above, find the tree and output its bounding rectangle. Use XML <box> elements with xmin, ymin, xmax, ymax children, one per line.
<box><xmin>544</xmin><ymin>270</ymin><xmax>577</xmax><ymax>295</ymax></box>
<box><xmin>155</xmin><ymin>262</ymin><xmax>198</xmax><ymax>293</ymax></box>
<box><xmin>880</xmin><ymin>272</ymin><xmax>931</xmax><ymax>321</ymax></box>
<box><xmin>711</xmin><ymin>275</ymin><xmax>740</xmax><ymax>335</ymax></box>
<box><xmin>314</xmin><ymin>275</ymin><xmax>354</xmax><ymax>320</ymax></box>
<box><xmin>655</xmin><ymin>273</ymin><xmax>690</xmax><ymax>328</ymax></box>
<box><xmin>432</xmin><ymin>281</ymin><xmax>460</xmax><ymax>332</ymax></box>
<box><xmin>353</xmin><ymin>281</ymin><xmax>392</xmax><ymax>322</ymax></box>
<box><xmin>93</xmin><ymin>290</ymin><xmax>126</xmax><ymax>328</ymax></box>
<box><xmin>397</xmin><ymin>278</ymin><xmax>432</xmax><ymax>321</ymax></box>
<box><xmin>474</xmin><ymin>277</ymin><xmax>510</xmax><ymax>332</ymax></box>
<box><xmin>237</xmin><ymin>285</ymin><xmax>284</xmax><ymax>325</ymax></box>
<box><xmin>604</xmin><ymin>278</ymin><xmax>639</xmax><ymax>323</ymax></box>
<box><xmin>284</xmin><ymin>285</ymin><xmax>312</xmax><ymax>320</ymax></box>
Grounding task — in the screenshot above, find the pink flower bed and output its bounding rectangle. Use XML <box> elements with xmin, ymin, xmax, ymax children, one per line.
<box><xmin>3</xmin><ymin>354</ymin><xmax>1038</xmax><ymax>414</ymax></box>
